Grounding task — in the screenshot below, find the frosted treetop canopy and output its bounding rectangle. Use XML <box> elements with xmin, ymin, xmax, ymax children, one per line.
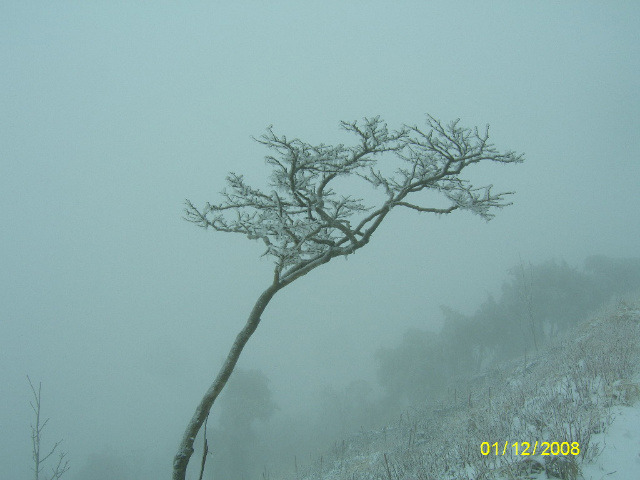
<box><xmin>184</xmin><ymin>115</ymin><xmax>523</xmax><ymax>277</ymax></box>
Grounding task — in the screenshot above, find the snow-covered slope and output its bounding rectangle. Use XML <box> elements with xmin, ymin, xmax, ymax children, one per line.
<box><xmin>280</xmin><ymin>300</ymin><xmax>640</xmax><ymax>480</ymax></box>
<box><xmin>580</xmin><ymin>401</ymin><xmax>640</xmax><ymax>479</ymax></box>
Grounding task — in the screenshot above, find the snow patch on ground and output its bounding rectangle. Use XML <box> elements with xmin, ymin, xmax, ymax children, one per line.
<box><xmin>581</xmin><ymin>401</ymin><xmax>640</xmax><ymax>479</ymax></box>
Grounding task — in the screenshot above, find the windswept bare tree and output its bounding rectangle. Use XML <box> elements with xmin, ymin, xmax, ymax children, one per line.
<box><xmin>175</xmin><ymin>115</ymin><xmax>523</xmax><ymax>479</ymax></box>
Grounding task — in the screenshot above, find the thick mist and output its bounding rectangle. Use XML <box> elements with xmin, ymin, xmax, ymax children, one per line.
<box><xmin>1</xmin><ymin>3</ymin><xmax>639</xmax><ymax>479</ymax></box>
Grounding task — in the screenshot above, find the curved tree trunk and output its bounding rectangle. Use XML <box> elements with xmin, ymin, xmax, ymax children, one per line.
<box><xmin>172</xmin><ymin>283</ymin><xmax>280</xmax><ymax>480</ymax></box>
<box><xmin>176</xmin><ymin>114</ymin><xmax>523</xmax><ymax>479</ymax></box>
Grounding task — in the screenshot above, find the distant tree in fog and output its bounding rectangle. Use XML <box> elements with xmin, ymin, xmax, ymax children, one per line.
<box><xmin>584</xmin><ymin>255</ymin><xmax>640</xmax><ymax>298</ymax></box>
<box><xmin>501</xmin><ymin>260</ymin><xmax>604</xmax><ymax>350</ymax></box>
<box><xmin>375</xmin><ymin>328</ymin><xmax>447</xmax><ymax>407</ymax></box>
<box><xmin>210</xmin><ymin>369</ymin><xmax>277</xmax><ymax>480</ymax></box>
<box><xmin>317</xmin><ymin>379</ymin><xmax>379</xmax><ymax>438</ymax></box>
<box><xmin>436</xmin><ymin>258</ymin><xmax>629</xmax><ymax>378</ymax></box>
<box><xmin>175</xmin><ymin>115</ymin><xmax>523</xmax><ymax>479</ymax></box>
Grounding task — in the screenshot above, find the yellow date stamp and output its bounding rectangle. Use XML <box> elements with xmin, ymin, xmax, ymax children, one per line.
<box><xmin>480</xmin><ymin>441</ymin><xmax>580</xmax><ymax>456</ymax></box>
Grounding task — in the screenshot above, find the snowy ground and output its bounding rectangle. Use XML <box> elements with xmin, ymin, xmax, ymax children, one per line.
<box><xmin>280</xmin><ymin>301</ymin><xmax>640</xmax><ymax>480</ymax></box>
<box><xmin>496</xmin><ymin>389</ymin><xmax>640</xmax><ymax>480</ymax></box>
<box><xmin>580</xmin><ymin>402</ymin><xmax>640</xmax><ymax>480</ymax></box>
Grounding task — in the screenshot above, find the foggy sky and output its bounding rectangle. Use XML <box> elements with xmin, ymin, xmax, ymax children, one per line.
<box><xmin>1</xmin><ymin>2</ymin><xmax>639</xmax><ymax>479</ymax></box>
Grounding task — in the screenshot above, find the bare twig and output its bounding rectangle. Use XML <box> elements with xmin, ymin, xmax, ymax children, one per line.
<box><xmin>27</xmin><ymin>376</ymin><xmax>69</xmax><ymax>480</ymax></box>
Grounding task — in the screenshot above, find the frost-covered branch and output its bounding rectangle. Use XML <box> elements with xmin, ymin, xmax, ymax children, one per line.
<box><xmin>185</xmin><ymin>115</ymin><xmax>523</xmax><ymax>282</ymax></box>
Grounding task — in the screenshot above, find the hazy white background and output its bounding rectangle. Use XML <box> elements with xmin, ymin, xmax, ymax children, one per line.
<box><xmin>1</xmin><ymin>2</ymin><xmax>638</xmax><ymax>478</ymax></box>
